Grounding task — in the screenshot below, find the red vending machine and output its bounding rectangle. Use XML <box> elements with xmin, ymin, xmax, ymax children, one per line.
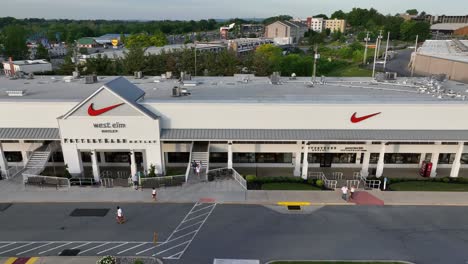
<box><xmin>419</xmin><ymin>161</ymin><xmax>433</xmax><ymax>177</ymax></box>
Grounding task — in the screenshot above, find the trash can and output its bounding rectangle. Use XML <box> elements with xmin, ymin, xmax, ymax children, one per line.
<box><xmin>371</xmin><ymin>168</ymin><xmax>377</xmax><ymax>176</ymax></box>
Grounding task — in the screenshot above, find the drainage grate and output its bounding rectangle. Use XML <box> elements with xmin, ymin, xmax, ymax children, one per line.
<box><xmin>59</xmin><ymin>249</ymin><xmax>80</xmax><ymax>256</ymax></box>
<box><xmin>0</xmin><ymin>203</ymin><xmax>12</xmax><ymax>212</ymax></box>
<box><xmin>70</xmin><ymin>208</ymin><xmax>109</xmax><ymax>217</ymax></box>
<box><xmin>287</xmin><ymin>205</ymin><xmax>301</xmax><ymax>211</ymax></box>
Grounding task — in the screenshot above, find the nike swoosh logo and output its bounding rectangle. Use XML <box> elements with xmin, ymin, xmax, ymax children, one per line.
<box><xmin>350</xmin><ymin>112</ymin><xmax>381</xmax><ymax>123</ymax></box>
<box><xmin>88</xmin><ymin>103</ymin><xmax>124</xmax><ymax>116</ymax></box>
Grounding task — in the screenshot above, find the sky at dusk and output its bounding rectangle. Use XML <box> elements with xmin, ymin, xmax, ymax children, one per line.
<box><xmin>1</xmin><ymin>0</ymin><xmax>467</xmax><ymax>20</ymax></box>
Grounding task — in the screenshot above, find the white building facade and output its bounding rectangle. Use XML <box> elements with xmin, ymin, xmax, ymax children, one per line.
<box><xmin>1</xmin><ymin>75</ymin><xmax>468</xmax><ymax>181</ymax></box>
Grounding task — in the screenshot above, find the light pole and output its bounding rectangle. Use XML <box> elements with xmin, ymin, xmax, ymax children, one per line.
<box><xmin>312</xmin><ymin>44</ymin><xmax>319</xmax><ymax>83</ymax></box>
<box><xmin>383</xmin><ymin>32</ymin><xmax>390</xmax><ymax>70</ymax></box>
<box><xmin>194</xmin><ymin>43</ymin><xmax>197</xmax><ymax>77</ymax></box>
<box><xmin>372</xmin><ymin>34</ymin><xmax>381</xmax><ymax>78</ymax></box>
<box><xmin>410</xmin><ymin>35</ymin><xmax>419</xmax><ymax>77</ymax></box>
<box><xmin>376</xmin><ymin>30</ymin><xmax>383</xmax><ymax>59</ymax></box>
<box><xmin>363</xmin><ymin>32</ymin><xmax>370</xmax><ymax>65</ymax></box>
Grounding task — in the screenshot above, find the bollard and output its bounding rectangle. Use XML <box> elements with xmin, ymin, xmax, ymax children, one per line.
<box><xmin>153</xmin><ymin>232</ymin><xmax>158</xmax><ymax>245</ymax></box>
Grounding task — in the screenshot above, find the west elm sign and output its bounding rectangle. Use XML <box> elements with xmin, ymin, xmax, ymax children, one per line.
<box><xmin>93</xmin><ymin>122</ymin><xmax>126</xmax><ymax>133</ymax></box>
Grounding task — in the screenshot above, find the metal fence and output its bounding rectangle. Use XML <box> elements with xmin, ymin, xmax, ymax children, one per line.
<box><xmin>358</xmin><ymin>173</ymin><xmax>382</xmax><ymax>190</ymax></box>
<box><xmin>140</xmin><ymin>175</ymin><xmax>185</xmax><ymax>189</ymax></box>
<box><xmin>23</xmin><ymin>173</ymin><xmax>70</xmax><ymax>189</ymax></box>
<box><xmin>307</xmin><ymin>171</ymin><xmax>337</xmax><ymax>190</ymax></box>
<box><xmin>2</xmin><ymin>165</ymin><xmax>25</xmax><ymax>180</ymax></box>
<box><xmin>207</xmin><ymin>167</ymin><xmax>247</xmax><ymax>190</ymax></box>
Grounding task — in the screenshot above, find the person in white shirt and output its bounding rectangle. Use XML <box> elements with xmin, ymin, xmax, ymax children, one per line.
<box><xmin>132</xmin><ymin>173</ymin><xmax>139</xmax><ymax>190</ymax></box>
<box><xmin>341</xmin><ymin>186</ymin><xmax>348</xmax><ymax>201</ymax></box>
<box><xmin>152</xmin><ymin>187</ymin><xmax>157</xmax><ymax>201</ymax></box>
<box><xmin>116</xmin><ymin>206</ymin><xmax>124</xmax><ymax>224</ymax></box>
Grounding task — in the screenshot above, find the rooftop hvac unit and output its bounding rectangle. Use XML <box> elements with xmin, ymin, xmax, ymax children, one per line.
<box><xmin>72</xmin><ymin>71</ymin><xmax>80</xmax><ymax>79</ymax></box>
<box><xmin>172</xmin><ymin>86</ymin><xmax>181</xmax><ymax>97</ymax></box>
<box><xmin>84</xmin><ymin>75</ymin><xmax>98</xmax><ymax>84</ymax></box>
<box><xmin>134</xmin><ymin>71</ymin><xmax>143</xmax><ymax>79</ymax></box>
<box><xmin>166</xmin><ymin>71</ymin><xmax>172</xmax><ymax>79</ymax></box>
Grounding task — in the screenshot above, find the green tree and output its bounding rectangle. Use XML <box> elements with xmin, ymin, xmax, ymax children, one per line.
<box><xmin>123</xmin><ymin>46</ymin><xmax>146</xmax><ymax>74</ymax></box>
<box><xmin>331</xmin><ymin>10</ymin><xmax>347</xmax><ymax>19</ymax></box>
<box><xmin>2</xmin><ymin>25</ymin><xmax>29</xmax><ymax>60</ymax></box>
<box><xmin>406</xmin><ymin>9</ymin><xmax>418</xmax><ymax>15</ymax></box>
<box><xmin>35</xmin><ymin>43</ymin><xmax>50</xmax><ymax>60</ymax></box>
<box><xmin>126</xmin><ymin>33</ymin><xmax>152</xmax><ymax>49</ymax></box>
<box><xmin>400</xmin><ymin>21</ymin><xmax>431</xmax><ymax>41</ymax></box>
<box><xmin>150</xmin><ymin>31</ymin><xmax>168</xmax><ymax>46</ymax></box>
<box><xmin>314</xmin><ymin>14</ymin><xmax>329</xmax><ymax>19</ymax></box>
<box><xmin>120</xmin><ymin>32</ymin><xmax>126</xmax><ymax>45</ymax></box>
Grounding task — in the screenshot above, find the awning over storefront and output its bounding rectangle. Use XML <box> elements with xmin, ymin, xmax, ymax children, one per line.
<box><xmin>0</xmin><ymin>128</ymin><xmax>60</xmax><ymax>140</ymax></box>
<box><xmin>160</xmin><ymin>129</ymin><xmax>468</xmax><ymax>141</ymax></box>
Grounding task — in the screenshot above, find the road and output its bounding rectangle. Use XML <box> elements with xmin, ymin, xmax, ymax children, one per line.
<box><xmin>1</xmin><ymin>203</ymin><xmax>468</xmax><ymax>263</ymax></box>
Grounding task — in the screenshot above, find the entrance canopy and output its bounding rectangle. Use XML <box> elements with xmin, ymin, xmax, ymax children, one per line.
<box><xmin>160</xmin><ymin>128</ymin><xmax>468</xmax><ymax>141</ymax></box>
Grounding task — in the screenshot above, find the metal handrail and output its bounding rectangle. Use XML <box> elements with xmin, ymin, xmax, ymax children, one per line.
<box><xmin>206</xmin><ymin>167</ymin><xmax>247</xmax><ymax>190</ymax></box>
<box><xmin>23</xmin><ymin>173</ymin><xmax>70</xmax><ymax>188</ymax></box>
<box><xmin>185</xmin><ymin>142</ymin><xmax>194</xmax><ymax>181</ymax></box>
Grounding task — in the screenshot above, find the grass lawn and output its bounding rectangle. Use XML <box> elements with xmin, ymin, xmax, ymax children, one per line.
<box><xmin>261</xmin><ymin>182</ymin><xmax>321</xmax><ymax>190</ymax></box>
<box><xmin>271</xmin><ymin>261</ymin><xmax>410</xmax><ymax>264</ymax></box>
<box><xmin>390</xmin><ymin>181</ymin><xmax>468</xmax><ymax>191</ymax></box>
<box><xmin>328</xmin><ymin>64</ymin><xmax>372</xmax><ymax>77</ymax></box>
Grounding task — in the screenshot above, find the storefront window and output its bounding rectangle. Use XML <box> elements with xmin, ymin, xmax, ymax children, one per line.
<box><xmin>332</xmin><ymin>153</ymin><xmax>356</xmax><ymax>163</ymax></box>
<box><xmin>81</xmin><ymin>152</ymin><xmax>101</xmax><ymax>163</ymax></box>
<box><xmin>167</xmin><ymin>152</ymin><xmax>190</xmax><ymax>163</ymax></box>
<box><xmin>255</xmin><ymin>153</ymin><xmax>292</xmax><ymax>163</ymax></box>
<box><xmin>233</xmin><ymin>153</ymin><xmax>256</xmax><ymax>163</ymax></box>
<box><xmin>461</xmin><ymin>154</ymin><xmax>468</xmax><ymax>164</ymax></box>
<box><xmin>48</xmin><ymin>152</ymin><xmax>64</xmax><ymax>162</ymax></box>
<box><xmin>209</xmin><ymin>152</ymin><xmax>228</xmax><ymax>163</ymax></box>
<box><xmin>438</xmin><ymin>153</ymin><xmax>455</xmax><ymax>164</ymax></box>
<box><xmin>4</xmin><ymin>151</ymin><xmax>22</xmax><ymax>162</ymax></box>
<box><xmin>370</xmin><ymin>153</ymin><xmax>379</xmax><ymax>164</ymax></box>
<box><xmin>384</xmin><ymin>153</ymin><xmax>420</xmax><ymax>164</ymax></box>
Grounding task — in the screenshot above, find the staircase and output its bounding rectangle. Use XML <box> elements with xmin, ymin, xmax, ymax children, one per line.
<box><xmin>186</xmin><ymin>142</ymin><xmax>210</xmax><ymax>183</ymax></box>
<box><xmin>22</xmin><ymin>143</ymin><xmax>54</xmax><ymax>176</ymax></box>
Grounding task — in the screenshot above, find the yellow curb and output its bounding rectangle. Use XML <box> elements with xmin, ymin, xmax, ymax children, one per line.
<box><xmin>4</xmin><ymin>258</ymin><xmax>17</xmax><ymax>264</ymax></box>
<box><xmin>277</xmin><ymin>201</ymin><xmax>311</xmax><ymax>206</ymax></box>
<box><xmin>25</xmin><ymin>257</ymin><xmax>39</xmax><ymax>264</ymax></box>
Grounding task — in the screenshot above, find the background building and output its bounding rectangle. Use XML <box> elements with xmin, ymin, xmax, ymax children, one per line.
<box><xmin>77</xmin><ymin>37</ymin><xmax>100</xmax><ymax>48</ymax></box>
<box><xmin>431</xmin><ymin>23</ymin><xmax>468</xmax><ymax>39</ymax></box>
<box><xmin>265</xmin><ymin>20</ymin><xmax>308</xmax><ymax>45</ymax></box>
<box><xmin>411</xmin><ymin>39</ymin><xmax>468</xmax><ymax>83</ymax></box>
<box><xmin>2</xmin><ymin>59</ymin><xmax>52</xmax><ymax>76</ymax></box>
<box><xmin>308</xmin><ymin>17</ymin><xmax>324</xmax><ymax>32</ymax></box>
<box><xmin>325</xmin><ymin>19</ymin><xmax>346</xmax><ymax>33</ymax></box>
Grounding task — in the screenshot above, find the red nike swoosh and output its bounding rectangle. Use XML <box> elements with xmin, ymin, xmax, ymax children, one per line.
<box><xmin>350</xmin><ymin>112</ymin><xmax>381</xmax><ymax>123</ymax></box>
<box><xmin>88</xmin><ymin>103</ymin><xmax>124</xmax><ymax>116</ymax></box>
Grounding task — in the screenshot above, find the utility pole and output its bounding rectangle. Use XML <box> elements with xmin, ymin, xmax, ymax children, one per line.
<box><xmin>410</xmin><ymin>35</ymin><xmax>419</xmax><ymax>77</ymax></box>
<box><xmin>376</xmin><ymin>30</ymin><xmax>383</xmax><ymax>59</ymax></box>
<box><xmin>363</xmin><ymin>31</ymin><xmax>370</xmax><ymax>65</ymax></box>
<box><xmin>372</xmin><ymin>34</ymin><xmax>380</xmax><ymax>79</ymax></box>
<box><xmin>73</xmin><ymin>40</ymin><xmax>80</xmax><ymax>78</ymax></box>
<box><xmin>383</xmin><ymin>32</ymin><xmax>390</xmax><ymax>70</ymax></box>
<box><xmin>194</xmin><ymin>43</ymin><xmax>197</xmax><ymax>77</ymax></box>
<box><xmin>312</xmin><ymin>44</ymin><xmax>319</xmax><ymax>83</ymax></box>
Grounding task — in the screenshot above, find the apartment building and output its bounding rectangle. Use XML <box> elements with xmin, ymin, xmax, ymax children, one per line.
<box><xmin>265</xmin><ymin>20</ymin><xmax>308</xmax><ymax>45</ymax></box>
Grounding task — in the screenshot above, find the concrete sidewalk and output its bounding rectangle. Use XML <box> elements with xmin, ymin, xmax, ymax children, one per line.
<box><xmin>3</xmin><ymin>179</ymin><xmax>468</xmax><ymax>206</ymax></box>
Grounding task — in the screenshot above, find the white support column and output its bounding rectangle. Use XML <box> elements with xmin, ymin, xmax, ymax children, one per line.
<box><xmin>145</xmin><ymin>143</ymin><xmax>164</xmax><ymax>175</ymax></box>
<box><xmin>419</xmin><ymin>153</ymin><xmax>426</xmax><ymax>167</ymax></box>
<box><xmin>130</xmin><ymin>150</ymin><xmax>137</xmax><ymax>178</ymax></box>
<box><xmin>376</xmin><ymin>142</ymin><xmax>386</xmax><ymax>178</ymax></box>
<box><xmin>355</xmin><ymin>152</ymin><xmax>361</xmax><ymax>165</ymax></box>
<box><xmin>62</xmin><ymin>144</ymin><xmax>83</xmax><ymax>176</ymax></box>
<box><xmin>293</xmin><ymin>141</ymin><xmax>302</xmax><ymax>177</ymax></box>
<box><xmin>91</xmin><ymin>149</ymin><xmax>100</xmax><ymax>183</ymax></box>
<box><xmin>450</xmin><ymin>142</ymin><xmax>464</xmax><ymax>178</ymax></box>
<box><xmin>430</xmin><ymin>141</ymin><xmax>441</xmax><ymax>178</ymax></box>
<box><xmin>99</xmin><ymin>152</ymin><xmax>106</xmax><ymax>165</ymax></box>
<box><xmin>227</xmin><ymin>141</ymin><xmax>233</xmax><ymax>169</ymax></box>
<box><xmin>0</xmin><ymin>143</ymin><xmax>8</xmax><ymax>176</ymax></box>
<box><xmin>301</xmin><ymin>142</ymin><xmax>309</xmax><ymax>180</ymax></box>
<box><xmin>361</xmin><ymin>152</ymin><xmax>371</xmax><ymax>177</ymax></box>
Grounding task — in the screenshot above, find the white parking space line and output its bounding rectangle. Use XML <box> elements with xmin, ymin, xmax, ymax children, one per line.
<box><xmin>182</xmin><ymin>212</ymin><xmax>210</xmax><ymax>223</ymax></box>
<box><xmin>173</xmin><ymin>220</ymin><xmax>204</xmax><ymax>233</ymax></box>
<box><xmin>165</xmin><ymin>251</ymin><xmax>183</xmax><ymax>259</ymax></box>
<box><xmin>0</xmin><ymin>242</ymin><xmax>34</xmax><ymax>254</ymax></box>
<box><xmin>72</xmin><ymin>242</ymin><xmax>91</xmax><ymax>249</ymax></box>
<box><xmin>0</xmin><ymin>242</ymin><xmax>16</xmax><ymax>249</ymax></box>
<box><xmin>164</xmin><ymin>230</ymin><xmax>197</xmax><ymax>244</ymax></box>
<box><xmin>78</xmin><ymin>242</ymin><xmax>109</xmax><ymax>254</ymax></box>
<box><xmin>163</xmin><ymin>203</ymin><xmax>200</xmax><ymax>242</ymax></box>
<box><xmin>97</xmin><ymin>242</ymin><xmax>128</xmax><ymax>255</ymax></box>
<box><xmin>153</xmin><ymin>241</ymin><xmax>190</xmax><ymax>256</ymax></box>
<box><xmin>190</xmin><ymin>204</ymin><xmax>215</xmax><ymax>215</ymax></box>
<box><xmin>117</xmin><ymin>243</ymin><xmax>148</xmax><ymax>255</ymax></box>
<box><xmin>39</xmin><ymin>242</ymin><xmax>72</xmax><ymax>254</ymax></box>
<box><xmin>17</xmin><ymin>242</ymin><xmax>53</xmax><ymax>255</ymax></box>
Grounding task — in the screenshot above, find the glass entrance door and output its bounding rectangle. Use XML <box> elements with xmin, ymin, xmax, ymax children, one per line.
<box><xmin>320</xmin><ymin>153</ymin><xmax>333</xmax><ymax>167</ymax></box>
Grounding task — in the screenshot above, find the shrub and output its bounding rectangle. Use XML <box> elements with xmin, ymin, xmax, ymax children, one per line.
<box><xmin>442</xmin><ymin>177</ymin><xmax>450</xmax><ymax>183</ymax></box>
<box><xmin>63</xmin><ymin>164</ymin><xmax>72</xmax><ymax>179</ymax></box>
<box><xmin>134</xmin><ymin>259</ymin><xmax>144</xmax><ymax>264</ymax></box>
<box><xmin>246</xmin><ymin>175</ymin><xmax>256</xmax><ymax>182</ymax></box>
<box><xmin>307</xmin><ymin>178</ymin><xmax>316</xmax><ymax>185</ymax></box>
<box><xmin>97</xmin><ymin>256</ymin><xmax>116</xmax><ymax>264</ymax></box>
<box><xmin>316</xmin><ymin>179</ymin><xmax>324</xmax><ymax>188</ymax></box>
<box><xmin>147</xmin><ymin>164</ymin><xmax>156</xmax><ymax>177</ymax></box>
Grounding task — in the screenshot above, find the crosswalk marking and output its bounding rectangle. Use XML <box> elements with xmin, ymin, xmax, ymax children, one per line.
<box><xmin>78</xmin><ymin>242</ymin><xmax>109</xmax><ymax>254</ymax></box>
<box><xmin>117</xmin><ymin>243</ymin><xmax>148</xmax><ymax>255</ymax></box>
<box><xmin>17</xmin><ymin>242</ymin><xmax>53</xmax><ymax>255</ymax></box>
<box><xmin>0</xmin><ymin>243</ymin><xmax>34</xmax><ymax>254</ymax></box>
<box><xmin>38</xmin><ymin>242</ymin><xmax>72</xmax><ymax>254</ymax></box>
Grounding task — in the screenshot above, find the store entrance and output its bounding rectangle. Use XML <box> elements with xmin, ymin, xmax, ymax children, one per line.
<box><xmin>320</xmin><ymin>153</ymin><xmax>333</xmax><ymax>167</ymax></box>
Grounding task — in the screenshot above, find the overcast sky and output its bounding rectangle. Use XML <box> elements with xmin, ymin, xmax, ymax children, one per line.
<box><xmin>2</xmin><ymin>0</ymin><xmax>467</xmax><ymax>20</ymax></box>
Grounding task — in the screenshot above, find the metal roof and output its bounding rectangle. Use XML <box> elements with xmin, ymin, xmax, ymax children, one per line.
<box><xmin>430</xmin><ymin>23</ymin><xmax>468</xmax><ymax>31</ymax></box>
<box><xmin>0</xmin><ymin>128</ymin><xmax>59</xmax><ymax>140</ymax></box>
<box><xmin>160</xmin><ymin>129</ymin><xmax>468</xmax><ymax>141</ymax></box>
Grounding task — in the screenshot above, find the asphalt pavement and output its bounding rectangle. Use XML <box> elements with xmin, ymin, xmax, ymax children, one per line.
<box><xmin>2</xmin><ymin>203</ymin><xmax>468</xmax><ymax>264</ymax></box>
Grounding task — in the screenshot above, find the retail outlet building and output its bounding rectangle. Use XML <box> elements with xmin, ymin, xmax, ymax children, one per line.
<box><xmin>1</xmin><ymin>75</ymin><xmax>468</xmax><ymax>181</ymax></box>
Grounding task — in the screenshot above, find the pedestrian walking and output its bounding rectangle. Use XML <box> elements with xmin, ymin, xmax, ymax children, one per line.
<box><xmin>152</xmin><ymin>187</ymin><xmax>157</xmax><ymax>201</ymax></box>
<box><xmin>116</xmin><ymin>206</ymin><xmax>125</xmax><ymax>224</ymax></box>
<box><xmin>350</xmin><ymin>185</ymin><xmax>356</xmax><ymax>200</ymax></box>
<box><xmin>132</xmin><ymin>173</ymin><xmax>139</xmax><ymax>190</ymax></box>
<box><xmin>341</xmin><ymin>186</ymin><xmax>348</xmax><ymax>201</ymax></box>
<box><xmin>191</xmin><ymin>160</ymin><xmax>197</xmax><ymax>173</ymax></box>
<box><xmin>195</xmin><ymin>164</ymin><xmax>200</xmax><ymax>178</ymax></box>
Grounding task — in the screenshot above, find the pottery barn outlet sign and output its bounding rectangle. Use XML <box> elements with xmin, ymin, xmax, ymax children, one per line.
<box><xmin>307</xmin><ymin>145</ymin><xmax>367</xmax><ymax>152</ymax></box>
<box><xmin>93</xmin><ymin>122</ymin><xmax>126</xmax><ymax>133</ymax></box>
